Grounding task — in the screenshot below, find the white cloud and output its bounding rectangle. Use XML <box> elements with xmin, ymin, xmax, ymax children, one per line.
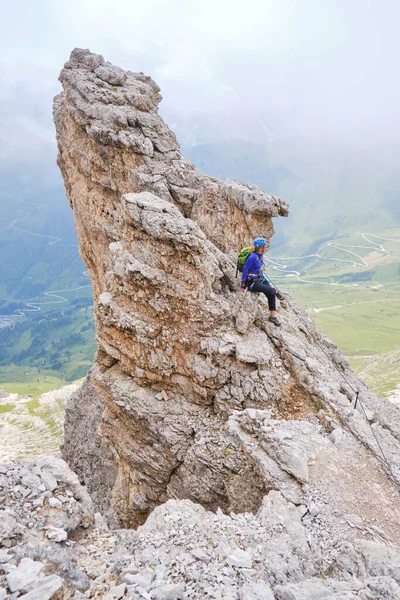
<box><xmin>1</xmin><ymin>0</ymin><xmax>400</xmax><ymax>167</ymax></box>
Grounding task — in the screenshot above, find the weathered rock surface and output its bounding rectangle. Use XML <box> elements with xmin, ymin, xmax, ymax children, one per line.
<box><xmin>0</xmin><ymin>456</ymin><xmax>92</xmax><ymax>549</ymax></box>
<box><xmin>54</xmin><ymin>48</ymin><xmax>400</xmax><ymax>531</ymax></box>
<box><xmin>2</xmin><ymin>459</ymin><xmax>400</xmax><ymax>599</ymax></box>
<box><xmin>37</xmin><ymin>47</ymin><xmax>400</xmax><ymax>596</ymax></box>
<box><xmin>0</xmin><ymin>458</ymin><xmax>100</xmax><ymax>598</ymax></box>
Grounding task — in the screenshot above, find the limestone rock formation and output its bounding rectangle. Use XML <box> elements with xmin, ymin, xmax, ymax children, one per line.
<box><xmin>54</xmin><ymin>47</ymin><xmax>400</xmax><ymax>542</ymax></box>
<box><xmin>0</xmin><ymin>458</ymin><xmax>96</xmax><ymax>598</ymax></box>
<box><xmin>2</xmin><ymin>458</ymin><xmax>400</xmax><ymax>599</ymax></box>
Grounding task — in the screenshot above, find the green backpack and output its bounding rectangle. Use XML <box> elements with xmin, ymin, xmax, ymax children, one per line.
<box><xmin>236</xmin><ymin>247</ymin><xmax>252</xmax><ymax>274</ymax></box>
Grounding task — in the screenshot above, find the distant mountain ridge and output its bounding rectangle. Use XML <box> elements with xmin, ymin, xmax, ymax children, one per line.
<box><xmin>185</xmin><ymin>137</ymin><xmax>400</xmax><ymax>253</ymax></box>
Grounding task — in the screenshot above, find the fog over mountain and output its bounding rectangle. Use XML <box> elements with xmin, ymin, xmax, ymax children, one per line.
<box><xmin>1</xmin><ymin>0</ymin><xmax>400</xmax><ymax>176</ymax></box>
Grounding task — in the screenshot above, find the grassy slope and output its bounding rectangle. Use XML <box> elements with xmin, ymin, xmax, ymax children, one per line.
<box><xmin>271</xmin><ymin>229</ymin><xmax>400</xmax><ymax>397</ymax></box>
<box><xmin>0</xmin><ymin>306</ymin><xmax>96</xmax><ymax>393</ymax></box>
<box><xmin>354</xmin><ymin>349</ymin><xmax>400</xmax><ymax>398</ymax></box>
<box><xmin>0</xmin><ymin>174</ymin><xmax>96</xmax><ymax>393</ymax></box>
<box><xmin>0</xmin><ymin>368</ymin><xmax>67</xmax><ymax>401</ymax></box>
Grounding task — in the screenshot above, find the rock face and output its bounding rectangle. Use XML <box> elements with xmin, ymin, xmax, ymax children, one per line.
<box><xmin>54</xmin><ymin>48</ymin><xmax>400</xmax><ymax>536</ymax></box>
<box><xmin>0</xmin><ymin>458</ymin><xmax>95</xmax><ymax>598</ymax></box>
<box><xmin>2</xmin><ymin>458</ymin><xmax>400</xmax><ymax>599</ymax></box>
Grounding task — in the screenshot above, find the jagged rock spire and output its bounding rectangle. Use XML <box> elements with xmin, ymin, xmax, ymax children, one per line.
<box><xmin>54</xmin><ymin>49</ymin><xmax>400</xmax><ymax>533</ymax></box>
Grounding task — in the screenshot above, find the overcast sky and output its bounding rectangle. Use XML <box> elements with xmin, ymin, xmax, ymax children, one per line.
<box><xmin>1</xmin><ymin>0</ymin><xmax>400</xmax><ymax>172</ymax></box>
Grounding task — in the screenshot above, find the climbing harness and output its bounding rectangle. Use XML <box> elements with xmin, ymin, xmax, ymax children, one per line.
<box><xmin>247</xmin><ymin>276</ymin><xmax>261</xmax><ymax>292</ymax></box>
<box><xmin>265</xmin><ymin>271</ymin><xmax>400</xmax><ymax>496</ymax></box>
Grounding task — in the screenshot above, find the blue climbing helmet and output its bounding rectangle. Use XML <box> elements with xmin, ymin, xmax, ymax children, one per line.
<box><xmin>253</xmin><ymin>237</ymin><xmax>267</xmax><ymax>248</ymax></box>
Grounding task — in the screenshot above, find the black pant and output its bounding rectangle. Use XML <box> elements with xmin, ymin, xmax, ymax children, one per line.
<box><xmin>247</xmin><ymin>280</ymin><xmax>276</xmax><ymax>311</ymax></box>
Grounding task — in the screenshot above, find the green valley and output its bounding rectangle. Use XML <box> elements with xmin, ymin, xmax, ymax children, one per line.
<box><xmin>0</xmin><ymin>303</ymin><xmax>96</xmax><ymax>396</ymax></box>
<box><xmin>268</xmin><ymin>227</ymin><xmax>400</xmax><ymax>398</ymax></box>
<box><xmin>0</xmin><ymin>171</ymin><xmax>96</xmax><ymax>393</ymax></box>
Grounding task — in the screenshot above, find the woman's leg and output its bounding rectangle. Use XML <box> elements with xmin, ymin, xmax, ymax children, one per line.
<box><xmin>249</xmin><ymin>281</ymin><xmax>277</xmax><ymax>313</ymax></box>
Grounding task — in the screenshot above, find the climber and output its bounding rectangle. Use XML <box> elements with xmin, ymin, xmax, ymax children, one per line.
<box><xmin>241</xmin><ymin>237</ymin><xmax>284</xmax><ymax>327</ymax></box>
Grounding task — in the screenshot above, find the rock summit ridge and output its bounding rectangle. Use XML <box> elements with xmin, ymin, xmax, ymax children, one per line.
<box><xmin>53</xmin><ymin>48</ymin><xmax>400</xmax><ymax>539</ymax></box>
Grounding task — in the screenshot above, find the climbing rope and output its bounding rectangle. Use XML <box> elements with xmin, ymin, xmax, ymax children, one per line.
<box><xmin>266</xmin><ymin>273</ymin><xmax>400</xmax><ymax>495</ymax></box>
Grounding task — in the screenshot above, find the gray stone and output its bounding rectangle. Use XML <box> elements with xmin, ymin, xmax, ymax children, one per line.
<box><xmin>353</xmin><ymin>540</ymin><xmax>400</xmax><ymax>582</ymax></box>
<box><xmin>21</xmin><ymin>473</ymin><xmax>41</xmax><ymax>490</ymax></box>
<box><xmin>36</xmin><ymin>456</ymin><xmax>80</xmax><ymax>487</ymax></box>
<box><xmin>7</xmin><ymin>558</ymin><xmax>44</xmax><ymax>592</ymax></box>
<box><xmin>0</xmin><ymin>588</ymin><xmax>6</xmax><ymax>600</ymax></box>
<box><xmin>106</xmin><ymin>583</ymin><xmax>127</xmax><ymax>599</ymax></box>
<box><xmin>226</xmin><ymin>548</ymin><xmax>252</xmax><ymax>569</ymax></box>
<box><xmin>191</xmin><ymin>548</ymin><xmax>210</xmax><ymax>562</ymax></box>
<box><xmin>46</xmin><ymin>527</ymin><xmax>68</xmax><ymax>542</ymax></box>
<box><xmin>36</xmin><ymin>457</ymin><xmax>93</xmax><ymax>530</ymax></box>
<box><xmin>132</xmin><ymin>587</ymin><xmax>152</xmax><ymax>599</ymax></box>
<box><xmin>362</xmin><ymin>577</ymin><xmax>400</xmax><ymax>600</ymax></box>
<box><xmin>274</xmin><ymin>577</ymin><xmax>359</xmax><ymax>599</ymax></box>
<box><xmin>48</xmin><ymin>497</ymin><xmax>63</xmax><ymax>509</ymax></box>
<box><xmin>61</xmin><ymin>372</ymin><xmax>118</xmax><ymax>515</ymax></box>
<box><xmin>365</xmin><ymin>410</ymin><xmax>375</xmax><ymax>423</ymax></box>
<box><xmin>308</xmin><ymin>502</ymin><xmax>320</xmax><ymax>517</ymax></box>
<box><xmin>235</xmin><ymin>332</ymin><xmax>273</xmax><ymax>365</ymax></box>
<box><xmin>61</xmin><ymin>567</ymin><xmax>91</xmax><ymax>591</ymax></box>
<box><xmin>95</xmin><ymin>64</ymin><xmax>126</xmax><ymax>86</ymax></box>
<box><xmin>150</xmin><ymin>583</ymin><xmax>185</xmax><ymax>600</ymax></box>
<box><xmin>123</xmin><ymin>573</ymin><xmax>139</xmax><ymax>585</ymax></box>
<box><xmin>328</xmin><ymin>428</ymin><xmax>344</xmax><ymax>444</ymax></box>
<box><xmin>122</xmin><ymin>562</ymin><xmax>138</xmax><ymax>576</ymax></box>
<box><xmin>40</xmin><ymin>471</ymin><xmax>57</xmax><ymax>492</ymax></box>
<box><xmin>261</xmin><ymin>434</ymin><xmax>310</xmax><ymax>484</ymax></box>
<box><xmin>240</xmin><ymin>582</ymin><xmax>274</xmax><ymax>600</ymax></box>
<box><xmin>19</xmin><ymin>575</ymin><xmax>64</xmax><ymax>600</ymax></box>
<box><xmin>65</xmin><ymin>48</ymin><xmax>105</xmax><ymax>71</ymax></box>
<box><xmin>0</xmin><ymin>549</ymin><xmax>12</xmax><ymax>563</ymax></box>
<box><xmin>99</xmin><ymin>292</ymin><xmax>113</xmax><ymax>306</ymax></box>
<box><xmin>0</xmin><ymin>509</ymin><xmax>25</xmax><ymax>543</ymax></box>
<box><xmin>123</xmin><ymin>568</ymin><xmax>154</xmax><ymax>589</ymax></box>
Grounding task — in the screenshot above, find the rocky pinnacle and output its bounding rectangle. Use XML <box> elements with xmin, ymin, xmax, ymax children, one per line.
<box><xmin>54</xmin><ymin>48</ymin><xmax>400</xmax><ymax>538</ymax></box>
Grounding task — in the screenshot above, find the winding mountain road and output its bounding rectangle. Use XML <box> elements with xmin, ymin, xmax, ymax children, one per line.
<box><xmin>0</xmin><ymin>192</ymin><xmax>90</xmax><ymax>315</ymax></box>
<box><xmin>4</xmin><ymin>192</ymin><xmax>78</xmax><ymax>249</ymax></box>
<box><xmin>15</xmin><ymin>273</ymin><xmax>92</xmax><ymax>314</ymax></box>
<box><xmin>265</xmin><ymin>232</ymin><xmax>400</xmax><ymax>286</ymax></box>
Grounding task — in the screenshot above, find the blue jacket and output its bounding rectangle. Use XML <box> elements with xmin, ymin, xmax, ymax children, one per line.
<box><xmin>242</xmin><ymin>252</ymin><xmax>264</xmax><ymax>283</ymax></box>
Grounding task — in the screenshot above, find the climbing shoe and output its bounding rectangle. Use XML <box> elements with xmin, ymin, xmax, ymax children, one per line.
<box><xmin>276</xmin><ymin>290</ymin><xmax>285</xmax><ymax>301</ymax></box>
<box><xmin>268</xmin><ymin>316</ymin><xmax>281</xmax><ymax>327</ymax></box>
